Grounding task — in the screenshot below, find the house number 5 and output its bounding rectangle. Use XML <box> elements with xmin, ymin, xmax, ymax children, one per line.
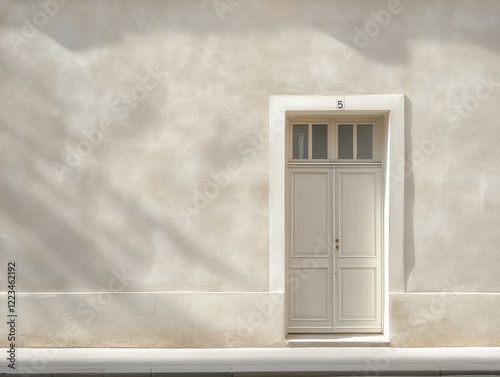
<box><xmin>336</xmin><ymin>99</ymin><xmax>345</xmax><ymax>110</ymax></box>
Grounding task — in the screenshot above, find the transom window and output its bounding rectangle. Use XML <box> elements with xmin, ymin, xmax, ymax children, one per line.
<box><xmin>292</xmin><ymin>124</ymin><xmax>328</xmax><ymax>159</ymax></box>
<box><xmin>288</xmin><ymin>117</ymin><xmax>382</xmax><ymax>161</ymax></box>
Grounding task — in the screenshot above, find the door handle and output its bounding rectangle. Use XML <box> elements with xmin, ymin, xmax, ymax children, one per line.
<box><xmin>335</xmin><ymin>239</ymin><xmax>339</xmax><ymax>250</ymax></box>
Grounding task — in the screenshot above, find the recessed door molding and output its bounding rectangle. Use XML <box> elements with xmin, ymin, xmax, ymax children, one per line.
<box><xmin>269</xmin><ymin>95</ymin><xmax>405</xmax><ymax>338</ymax></box>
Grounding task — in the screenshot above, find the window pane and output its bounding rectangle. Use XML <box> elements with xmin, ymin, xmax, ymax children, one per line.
<box><xmin>312</xmin><ymin>124</ymin><xmax>328</xmax><ymax>159</ymax></box>
<box><xmin>338</xmin><ymin>124</ymin><xmax>353</xmax><ymax>159</ymax></box>
<box><xmin>357</xmin><ymin>124</ymin><xmax>373</xmax><ymax>159</ymax></box>
<box><xmin>292</xmin><ymin>124</ymin><xmax>308</xmax><ymax>159</ymax></box>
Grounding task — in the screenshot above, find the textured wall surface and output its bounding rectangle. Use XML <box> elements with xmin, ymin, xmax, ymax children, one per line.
<box><xmin>0</xmin><ymin>0</ymin><xmax>499</xmax><ymax>347</ymax></box>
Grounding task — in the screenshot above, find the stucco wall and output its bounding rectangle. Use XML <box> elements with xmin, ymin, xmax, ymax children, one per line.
<box><xmin>1</xmin><ymin>0</ymin><xmax>500</xmax><ymax>347</ymax></box>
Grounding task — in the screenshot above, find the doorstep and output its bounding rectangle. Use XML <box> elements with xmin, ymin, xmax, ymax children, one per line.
<box><xmin>286</xmin><ymin>333</ymin><xmax>390</xmax><ymax>347</ymax></box>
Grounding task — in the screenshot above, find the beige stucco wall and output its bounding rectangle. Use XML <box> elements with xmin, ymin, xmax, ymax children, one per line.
<box><xmin>1</xmin><ymin>0</ymin><xmax>500</xmax><ymax>347</ymax></box>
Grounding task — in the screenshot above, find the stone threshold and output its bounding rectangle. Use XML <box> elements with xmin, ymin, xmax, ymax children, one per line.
<box><xmin>286</xmin><ymin>333</ymin><xmax>390</xmax><ymax>347</ymax></box>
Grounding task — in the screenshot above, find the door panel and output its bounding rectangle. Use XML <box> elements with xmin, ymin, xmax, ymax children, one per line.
<box><xmin>335</xmin><ymin>168</ymin><xmax>382</xmax><ymax>332</ymax></box>
<box><xmin>291</xmin><ymin>267</ymin><xmax>329</xmax><ymax>320</ymax></box>
<box><xmin>287</xmin><ymin>168</ymin><xmax>332</xmax><ymax>332</ymax></box>
<box><xmin>291</xmin><ymin>171</ymin><xmax>329</xmax><ymax>257</ymax></box>
<box><xmin>338</xmin><ymin>172</ymin><xmax>376</xmax><ymax>257</ymax></box>
<box><xmin>338</xmin><ymin>267</ymin><xmax>376</xmax><ymax>320</ymax></box>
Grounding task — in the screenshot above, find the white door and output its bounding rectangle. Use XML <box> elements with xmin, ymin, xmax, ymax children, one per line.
<box><xmin>334</xmin><ymin>167</ymin><xmax>382</xmax><ymax>332</ymax></box>
<box><xmin>286</xmin><ymin>166</ymin><xmax>382</xmax><ymax>333</ymax></box>
<box><xmin>286</xmin><ymin>168</ymin><xmax>333</xmax><ymax>332</ymax></box>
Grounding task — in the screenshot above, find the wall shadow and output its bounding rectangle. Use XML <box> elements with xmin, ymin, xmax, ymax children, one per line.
<box><xmin>1</xmin><ymin>0</ymin><xmax>500</xmax><ymax>346</ymax></box>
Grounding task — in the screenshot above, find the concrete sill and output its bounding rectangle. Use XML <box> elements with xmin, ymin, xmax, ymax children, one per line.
<box><xmin>286</xmin><ymin>334</ymin><xmax>390</xmax><ymax>347</ymax></box>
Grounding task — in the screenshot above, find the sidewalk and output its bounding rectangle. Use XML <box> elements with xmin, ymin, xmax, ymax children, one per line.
<box><xmin>2</xmin><ymin>347</ymin><xmax>500</xmax><ymax>376</ymax></box>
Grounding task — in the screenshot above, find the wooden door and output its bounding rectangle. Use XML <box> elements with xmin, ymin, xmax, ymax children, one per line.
<box><xmin>286</xmin><ymin>168</ymin><xmax>333</xmax><ymax>332</ymax></box>
<box><xmin>286</xmin><ymin>166</ymin><xmax>382</xmax><ymax>333</ymax></box>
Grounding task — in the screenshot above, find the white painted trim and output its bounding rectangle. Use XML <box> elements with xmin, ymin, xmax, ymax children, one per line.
<box><xmin>287</xmin><ymin>162</ymin><xmax>382</xmax><ymax>167</ymax></box>
<box><xmin>269</xmin><ymin>95</ymin><xmax>405</xmax><ymax>338</ymax></box>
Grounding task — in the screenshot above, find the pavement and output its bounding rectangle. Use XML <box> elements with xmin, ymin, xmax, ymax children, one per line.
<box><xmin>1</xmin><ymin>347</ymin><xmax>500</xmax><ymax>376</ymax></box>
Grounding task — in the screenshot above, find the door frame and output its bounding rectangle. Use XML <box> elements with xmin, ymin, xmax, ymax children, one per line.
<box><xmin>269</xmin><ymin>95</ymin><xmax>405</xmax><ymax>339</ymax></box>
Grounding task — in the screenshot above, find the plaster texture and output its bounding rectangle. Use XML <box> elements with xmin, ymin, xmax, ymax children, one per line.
<box><xmin>390</xmin><ymin>293</ymin><xmax>500</xmax><ymax>347</ymax></box>
<box><xmin>3</xmin><ymin>293</ymin><xmax>286</xmax><ymax>348</ymax></box>
<box><xmin>1</xmin><ymin>0</ymin><xmax>500</xmax><ymax>347</ymax></box>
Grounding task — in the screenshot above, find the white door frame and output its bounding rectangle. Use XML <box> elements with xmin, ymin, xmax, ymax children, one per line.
<box><xmin>269</xmin><ymin>95</ymin><xmax>405</xmax><ymax>338</ymax></box>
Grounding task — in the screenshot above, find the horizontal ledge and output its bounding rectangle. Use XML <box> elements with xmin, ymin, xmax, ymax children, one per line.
<box><xmin>3</xmin><ymin>348</ymin><xmax>500</xmax><ymax>374</ymax></box>
<box><xmin>390</xmin><ymin>292</ymin><xmax>500</xmax><ymax>295</ymax></box>
<box><xmin>0</xmin><ymin>291</ymin><xmax>285</xmax><ymax>295</ymax></box>
<box><xmin>287</xmin><ymin>162</ymin><xmax>382</xmax><ymax>167</ymax></box>
<box><xmin>5</xmin><ymin>291</ymin><xmax>500</xmax><ymax>296</ymax></box>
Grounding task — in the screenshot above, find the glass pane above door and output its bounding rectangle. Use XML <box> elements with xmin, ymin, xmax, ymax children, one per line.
<box><xmin>312</xmin><ymin>124</ymin><xmax>328</xmax><ymax>159</ymax></box>
<box><xmin>292</xmin><ymin>124</ymin><xmax>308</xmax><ymax>159</ymax></box>
<box><xmin>357</xmin><ymin>124</ymin><xmax>373</xmax><ymax>159</ymax></box>
<box><xmin>338</xmin><ymin>124</ymin><xmax>353</xmax><ymax>159</ymax></box>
